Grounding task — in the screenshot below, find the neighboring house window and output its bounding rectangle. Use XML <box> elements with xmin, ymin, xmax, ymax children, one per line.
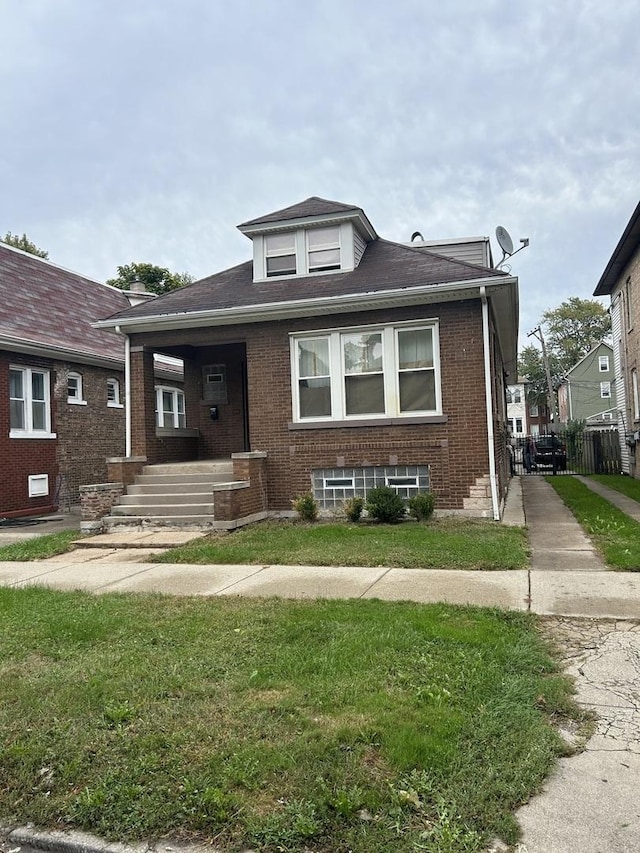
<box><xmin>155</xmin><ymin>386</ymin><xmax>185</xmax><ymax>428</ymax></box>
<box><xmin>292</xmin><ymin>322</ymin><xmax>440</xmax><ymax>421</ymax></box>
<box><xmin>530</xmin><ymin>404</ymin><xmax>539</xmax><ymax>417</ymax></box>
<box><xmin>513</xmin><ymin>389</ymin><xmax>521</xmax><ymax>403</ymax></box>
<box><xmin>107</xmin><ymin>378</ymin><xmax>122</xmax><ymax>407</ymax></box>
<box><xmin>265</xmin><ymin>233</ymin><xmax>296</xmax><ymax>277</ymax></box>
<box><xmin>625</xmin><ymin>277</ymin><xmax>633</xmax><ymax>331</ymax></box>
<box><xmin>632</xmin><ymin>369</ymin><xmax>639</xmax><ymax>420</ymax></box>
<box><xmin>600</xmin><ymin>381</ymin><xmax>611</xmax><ymax>399</ymax></box>
<box><xmin>307</xmin><ymin>227</ymin><xmax>341</xmax><ymax>272</ymax></box>
<box><xmin>515</xmin><ymin>417</ymin><xmax>523</xmax><ymax>433</ymax></box>
<box><xmin>67</xmin><ymin>372</ymin><xmax>85</xmax><ymax>404</ymax></box>
<box><xmin>599</xmin><ymin>355</ymin><xmax>610</xmax><ymax>372</ymax></box>
<box><xmin>506</xmin><ymin>390</ymin><xmax>512</xmax><ymax>403</ymax></box>
<box><xmin>9</xmin><ymin>366</ymin><xmax>54</xmax><ymax>437</ymax></box>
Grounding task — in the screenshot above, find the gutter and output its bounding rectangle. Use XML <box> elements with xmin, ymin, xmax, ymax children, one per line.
<box><xmin>0</xmin><ymin>334</ymin><xmax>123</xmax><ymax>369</ymax></box>
<box><xmin>480</xmin><ymin>286</ymin><xmax>500</xmax><ymax>520</ymax></box>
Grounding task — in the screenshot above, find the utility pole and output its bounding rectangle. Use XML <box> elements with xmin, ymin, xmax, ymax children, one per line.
<box><xmin>528</xmin><ymin>325</ymin><xmax>557</xmax><ymax>431</ymax></box>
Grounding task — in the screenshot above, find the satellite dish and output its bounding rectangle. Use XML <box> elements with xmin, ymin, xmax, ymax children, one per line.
<box><xmin>496</xmin><ymin>226</ymin><xmax>514</xmax><ymax>255</ymax></box>
<box><xmin>411</xmin><ymin>231</ymin><xmax>424</xmax><ymax>242</ymax></box>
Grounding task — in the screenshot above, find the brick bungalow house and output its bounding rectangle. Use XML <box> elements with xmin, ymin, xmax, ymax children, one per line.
<box><xmin>593</xmin><ymin>199</ymin><xmax>640</xmax><ymax>476</ymax></box>
<box><xmin>94</xmin><ymin>197</ymin><xmax>519</xmax><ymax>524</ymax></box>
<box><xmin>0</xmin><ymin>242</ymin><xmax>133</xmax><ymax>517</ymax></box>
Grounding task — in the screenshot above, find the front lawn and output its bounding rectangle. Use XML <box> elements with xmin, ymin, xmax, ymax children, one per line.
<box><xmin>153</xmin><ymin>519</ymin><xmax>528</xmax><ymax>570</ymax></box>
<box><xmin>0</xmin><ymin>588</ymin><xmax>582</xmax><ymax>852</ymax></box>
<box><xmin>546</xmin><ymin>476</ymin><xmax>640</xmax><ymax>570</ymax></box>
<box><xmin>0</xmin><ymin>530</ymin><xmax>80</xmax><ymax>561</ymax></box>
<box><xmin>588</xmin><ymin>474</ymin><xmax>640</xmax><ymax>503</ymax></box>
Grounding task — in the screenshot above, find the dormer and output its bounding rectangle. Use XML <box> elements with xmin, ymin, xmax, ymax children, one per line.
<box><xmin>238</xmin><ymin>196</ymin><xmax>377</xmax><ymax>283</ymax></box>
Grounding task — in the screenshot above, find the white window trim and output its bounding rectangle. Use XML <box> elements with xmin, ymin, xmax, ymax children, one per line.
<box><xmin>28</xmin><ymin>474</ymin><xmax>49</xmax><ymax>497</ymax></box>
<box><xmin>9</xmin><ymin>366</ymin><xmax>56</xmax><ymax>439</ymax></box>
<box><xmin>598</xmin><ymin>355</ymin><xmax>610</xmax><ymax>372</ymax></box>
<box><xmin>600</xmin><ymin>381</ymin><xmax>611</xmax><ymax>399</ymax></box>
<box><xmin>290</xmin><ymin>319</ymin><xmax>442</xmax><ymax>423</ymax></box>
<box><xmin>67</xmin><ymin>371</ymin><xmax>86</xmax><ymax>405</ymax></box>
<box><xmin>257</xmin><ymin>223</ymin><xmax>352</xmax><ymax>281</ymax></box>
<box><xmin>107</xmin><ymin>378</ymin><xmax>123</xmax><ymax>408</ymax></box>
<box><xmin>155</xmin><ymin>385</ymin><xmax>186</xmax><ymax>429</ymax></box>
<box><xmin>632</xmin><ymin>369</ymin><xmax>639</xmax><ymax>420</ymax></box>
<box><xmin>306</xmin><ymin>226</ymin><xmax>341</xmax><ymax>273</ymax></box>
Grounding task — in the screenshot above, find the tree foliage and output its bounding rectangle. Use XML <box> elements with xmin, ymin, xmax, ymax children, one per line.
<box><xmin>2</xmin><ymin>231</ymin><xmax>49</xmax><ymax>258</ymax></box>
<box><xmin>541</xmin><ymin>297</ymin><xmax>611</xmax><ymax>373</ymax></box>
<box><xmin>519</xmin><ymin>298</ymin><xmax>611</xmax><ymax>404</ymax></box>
<box><xmin>106</xmin><ymin>262</ymin><xmax>193</xmax><ymax>296</ymax></box>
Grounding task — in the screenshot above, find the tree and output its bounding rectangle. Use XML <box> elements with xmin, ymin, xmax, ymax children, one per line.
<box><xmin>519</xmin><ymin>298</ymin><xmax>612</xmax><ymax>406</ymax></box>
<box><xmin>542</xmin><ymin>297</ymin><xmax>611</xmax><ymax>374</ymax></box>
<box><xmin>2</xmin><ymin>231</ymin><xmax>48</xmax><ymax>258</ymax></box>
<box><xmin>106</xmin><ymin>262</ymin><xmax>193</xmax><ymax>296</ymax></box>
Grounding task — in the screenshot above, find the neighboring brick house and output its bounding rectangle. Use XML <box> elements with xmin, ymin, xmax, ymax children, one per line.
<box><xmin>0</xmin><ymin>243</ymin><xmax>131</xmax><ymax>516</ymax></box>
<box><xmin>95</xmin><ymin>197</ymin><xmax>519</xmax><ymax>520</ymax></box>
<box><xmin>557</xmin><ymin>342</ymin><xmax>617</xmax><ymax>428</ymax></box>
<box><xmin>594</xmin><ymin>200</ymin><xmax>640</xmax><ymax>476</ymax></box>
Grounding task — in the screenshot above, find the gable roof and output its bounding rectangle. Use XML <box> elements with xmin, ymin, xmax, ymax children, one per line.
<box><xmin>594</xmin><ymin>200</ymin><xmax>640</xmax><ymax>296</ymax></box>
<box><xmin>563</xmin><ymin>340</ymin><xmax>613</xmax><ymax>377</ymax></box>
<box><xmin>238</xmin><ymin>196</ymin><xmax>362</xmax><ymax>228</ymax></box>
<box><xmin>0</xmin><ymin>242</ymin><xmax>129</xmax><ymax>366</ymax></box>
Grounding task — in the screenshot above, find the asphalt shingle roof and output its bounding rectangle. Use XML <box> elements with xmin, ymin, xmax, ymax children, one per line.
<box><xmin>239</xmin><ymin>196</ymin><xmax>362</xmax><ymax>227</ymax></box>
<box><xmin>0</xmin><ymin>243</ymin><xmax>129</xmax><ymax>362</ymax></box>
<box><xmin>105</xmin><ymin>238</ymin><xmax>505</xmax><ymax>324</ymax></box>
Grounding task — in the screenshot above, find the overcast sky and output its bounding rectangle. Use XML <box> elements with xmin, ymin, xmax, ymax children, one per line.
<box><xmin>2</xmin><ymin>0</ymin><xmax>639</xmax><ymax>349</ymax></box>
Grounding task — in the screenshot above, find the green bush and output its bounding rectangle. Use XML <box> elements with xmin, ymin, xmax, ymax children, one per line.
<box><xmin>408</xmin><ymin>492</ymin><xmax>435</xmax><ymax>522</ymax></box>
<box><xmin>292</xmin><ymin>492</ymin><xmax>319</xmax><ymax>522</ymax></box>
<box><xmin>343</xmin><ymin>496</ymin><xmax>364</xmax><ymax>522</ymax></box>
<box><xmin>365</xmin><ymin>486</ymin><xmax>406</xmax><ymax>524</ymax></box>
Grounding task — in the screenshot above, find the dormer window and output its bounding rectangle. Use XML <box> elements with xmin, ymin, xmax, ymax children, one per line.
<box><xmin>307</xmin><ymin>227</ymin><xmax>341</xmax><ymax>272</ymax></box>
<box><xmin>266</xmin><ymin>233</ymin><xmax>297</xmax><ymax>277</ymax></box>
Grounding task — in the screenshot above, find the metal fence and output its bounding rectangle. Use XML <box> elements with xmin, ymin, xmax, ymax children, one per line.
<box><xmin>511</xmin><ymin>429</ymin><xmax>622</xmax><ymax>476</ymax></box>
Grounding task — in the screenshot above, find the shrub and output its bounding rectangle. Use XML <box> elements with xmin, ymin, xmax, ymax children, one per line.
<box><xmin>408</xmin><ymin>492</ymin><xmax>436</xmax><ymax>522</ymax></box>
<box><xmin>343</xmin><ymin>496</ymin><xmax>364</xmax><ymax>522</ymax></box>
<box><xmin>292</xmin><ymin>492</ymin><xmax>319</xmax><ymax>522</ymax></box>
<box><xmin>365</xmin><ymin>486</ymin><xmax>406</xmax><ymax>524</ymax></box>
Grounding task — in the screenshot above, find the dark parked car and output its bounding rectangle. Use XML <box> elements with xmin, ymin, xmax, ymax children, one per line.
<box><xmin>534</xmin><ymin>434</ymin><xmax>567</xmax><ymax>470</ymax></box>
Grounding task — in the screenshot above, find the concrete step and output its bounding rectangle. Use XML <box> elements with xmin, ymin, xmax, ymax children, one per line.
<box><xmin>119</xmin><ymin>492</ymin><xmax>216</xmax><ymax>505</ymax></box>
<box><xmin>143</xmin><ymin>461</ymin><xmax>233</xmax><ymax>476</ymax></box>
<box><xmin>103</xmin><ymin>515</ymin><xmax>217</xmax><ymax>528</ymax></box>
<box><xmin>111</xmin><ymin>503</ymin><xmax>214</xmax><ymax>517</ymax></box>
<box><xmin>134</xmin><ymin>473</ymin><xmax>237</xmax><ymax>486</ymax></box>
<box><xmin>129</xmin><ymin>481</ymin><xmax>220</xmax><ymax>494</ymax></box>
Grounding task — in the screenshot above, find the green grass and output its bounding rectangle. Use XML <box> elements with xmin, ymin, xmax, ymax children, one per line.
<box><xmin>153</xmin><ymin>519</ymin><xmax>528</xmax><ymax>570</ymax></box>
<box><xmin>546</xmin><ymin>476</ymin><xmax>640</xmax><ymax>570</ymax></box>
<box><xmin>0</xmin><ymin>588</ymin><xmax>582</xmax><ymax>852</ymax></box>
<box><xmin>588</xmin><ymin>474</ymin><xmax>640</xmax><ymax>503</ymax></box>
<box><xmin>0</xmin><ymin>530</ymin><xmax>80</xmax><ymax>561</ymax></box>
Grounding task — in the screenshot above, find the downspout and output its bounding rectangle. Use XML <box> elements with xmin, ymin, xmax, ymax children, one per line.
<box><xmin>480</xmin><ymin>287</ymin><xmax>500</xmax><ymax>520</ymax></box>
<box><xmin>115</xmin><ymin>326</ymin><xmax>132</xmax><ymax>457</ymax></box>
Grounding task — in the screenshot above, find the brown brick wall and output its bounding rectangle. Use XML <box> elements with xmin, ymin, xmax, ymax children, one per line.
<box><xmin>128</xmin><ymin>299</ymin><xmax>499</xmax><ymax>512</ymax></box>
<box><xmin>53</xmin><ymin>362</ymin><xmax>125</xmax><ymax>505</ymax></box>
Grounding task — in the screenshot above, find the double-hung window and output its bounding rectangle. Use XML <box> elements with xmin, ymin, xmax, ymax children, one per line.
<box><xmin>599</xmin><ymin>355</ymin><xmax>610</xmax><ymax>372</ymax></box>
<box><xmin>292</xmin><ymin>321</ymin><xmax>440</xmax><ymax>422</ymax></box>
<box><xmin>600</xmin><ymin>381</ymin><xmax>611</xmax><ymax>399</ymax></box>
<box><xmin>156</xmin><ymin>386</ymin><xmax>185</xmax><ymax>428</ymax></box>
<box><xmin>107</xmin><ymin>378</ymin><xmax>122</xmax><ymax>407</ymax></box>
<box><xmin>9</xmin><ymin>366</ymin><xmax>54</xmax><ymax>437</ymax></box>
<box><xmin>265</xmin><ymin>233</ymin><xmax>296</xmax><ymax>277</ymax></box>
<box><xmin>307</xmin><ymin>227</ymin><xmax>341</xmax><ymax>272</ymax></box>
<box><xmin>67</xmin><ymin>372</ymin><xmax>85</xmax><ymax>404</ymax></box>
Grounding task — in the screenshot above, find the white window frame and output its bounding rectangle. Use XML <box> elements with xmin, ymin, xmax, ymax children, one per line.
<box><xmin>67</xmin><ymin>371</ymin><xmax>86</xmax><ymax>405</ymax></box>
<box><xmin>598</xmin><ymin>355</ymin><xmax>610</xmax><ymax>372</ymax></box>
<box><xmin>107</xmin><ymin>378</ymin><xmax>123</xmax><ymax>408</ymax></box>
<box><xmin>265</xmin><ymin>232</ymin><xmax>297</xmax><ymax>278</ymax></box>
<box><xmin>290</xmin><ymin>320</ymin><xmax>441</xmax><ymax>423</ymax></box>
<box><xmin>155</xmin><ymin>385</ymin><xmax>186</xmax><ymax>429</ymax></box>
<box><xmin>306</xmin><ymin>226</ymin><xmax>341</xmax><ymax>273</ymax></box>
<box><xmin>600</xmin><ymin>381</ymin><xmax>611</xmax><ymax>399</ymax></box>
<box><xmin>9</xmin><ymin>366</ymin><xmax>55</xmax><ymax>439</ymax></box>
<box><xmin>632</xmin><ymin>369</ymin><xmax>639</xmax><ymax>420</ymax></box>
<box><xmin>28</xmin><ymin>474</ymin><xmax>49</xmax><ymax>497</ymax></box>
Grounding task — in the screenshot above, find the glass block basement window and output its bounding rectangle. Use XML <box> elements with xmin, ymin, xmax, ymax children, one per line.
<box><xmin>312</xmin><ymin>465</ymin><xmax>430</xmax><ymax>509</ymax></box>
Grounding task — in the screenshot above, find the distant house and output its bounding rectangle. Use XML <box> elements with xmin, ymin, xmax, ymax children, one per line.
<box><xmin>93</xmin><ymin>197</ymin><xmax>519</xmax><ymax>523</ymax></box>
<box><xmin>593</xmin><ymin>200</ymin><xmax>640</xmax><ymax>475</ymax></box>
<box><xmin>506</xmin><ymin>379</ymin><xmax>528</xmax><ymax>438</ymax></box>
<box><xmin>557</xmin><ymin>342</ymin><xmax>616</xmax><ymax>428</ymax></box>
<box><xmin>0</xmin><ymin>242</ymin><xmax>133</xmax><ymax>516</ymax></box>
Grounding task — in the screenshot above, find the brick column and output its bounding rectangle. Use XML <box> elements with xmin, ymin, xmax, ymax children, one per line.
<box><xmin>130</xmin><ymin>347</ymin><xmax>157</xmax><ymax>460</ymax></box>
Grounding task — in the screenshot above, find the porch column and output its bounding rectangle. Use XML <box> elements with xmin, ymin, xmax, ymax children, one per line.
<box><xmin>129</xmin><ymin>346</ymin><xmax>157</xmax><ymax>459</ymax></box>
